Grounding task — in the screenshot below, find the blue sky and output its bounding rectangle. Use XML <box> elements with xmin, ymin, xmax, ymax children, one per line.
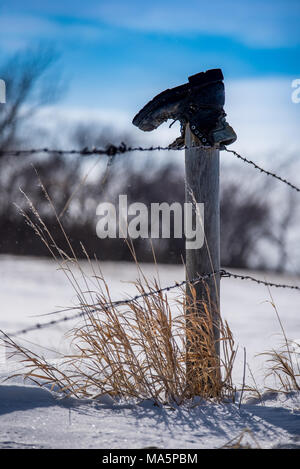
<box><xmin>0</xmin><ymin>0</ymin><xmax>299</xmax><ymax>153</ymax></box>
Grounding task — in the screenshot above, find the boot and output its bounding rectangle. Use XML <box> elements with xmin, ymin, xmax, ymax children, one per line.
<box><xmin>132</xmin><ymin>69</ymin><xmax>236</xmax><ymax>148</ymax></box>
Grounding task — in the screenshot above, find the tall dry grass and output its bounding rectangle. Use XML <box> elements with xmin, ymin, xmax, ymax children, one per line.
<box><xmin>3</xmin><ymin>264</ymin><xmax>237</xmax><ymax>404</ymax></box>
<box><xmin>260</xmin><ymin>291</ymin><xmax>300</xmax><ymax>394</ymax></box>
<box><xmin>2</xmin><ymin>180</ymin><xmax>237</xmax><ymax>405</ymax></box>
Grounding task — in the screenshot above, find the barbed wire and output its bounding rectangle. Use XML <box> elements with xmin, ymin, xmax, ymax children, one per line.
<box><xmin>223</xmin><ymin>147</ymin><xmax>300</xmax><ymax>193</ymax></box>
<box><xmin>1</xmin><ymin>143</ymin><xmax>299</xmax><ymax>193</ymax></box>
<box><xmin>220</xmin><ymin>269</ymin><xmax>300</xmax><ymax>290</ymax></box>
<box><xmin>2</xmin><ymin>269</ymin><xmax>299</xmax><ymax>339</ymax></box>
<box><xmin>0</xmin><ymin>143</ymin><xmax>300</xmax><ymax>339</ymax></box>
<box><xmin>1</xmin><ymin>270</ymin><xmax>217</xmax><ymax>338</ymax></box>
<box><xmin>0</xmin><ymin>144</ymin><xmax>180</xmax><ymax>158</ymax></box>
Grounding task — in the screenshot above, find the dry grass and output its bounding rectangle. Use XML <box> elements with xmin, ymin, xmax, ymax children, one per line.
<box><xmin>260</xmin><ymin>291</ymin><xmax>300</xmax><ymax>394</ymax></box>
<box><xmin>261</xmin><ymin>341</ymin><xmax>300</xmax><ymax>394</ymax></box>
<box><xmin>3</xmin><ymin>264</ymin><xmax>237</xmax><ymax>405</ymax></box>
<box><xmin>2</xmin><ymin>180</ymin><xmax>237</xmax><ymax>405</ymax></box>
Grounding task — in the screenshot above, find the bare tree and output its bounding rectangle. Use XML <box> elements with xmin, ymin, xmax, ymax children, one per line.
<box><xmin>0</xmin><ymin>45</ymin><xmax>64</xmax><ymax>151</ymax></box>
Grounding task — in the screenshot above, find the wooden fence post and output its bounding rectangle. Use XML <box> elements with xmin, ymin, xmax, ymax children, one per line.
<box><xmin>185</xmin><ymin>123</ymin><xmax>221</xmax><ymax>396</ymax></box>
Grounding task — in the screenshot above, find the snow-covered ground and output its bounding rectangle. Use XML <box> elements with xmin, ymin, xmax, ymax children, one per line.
<box><xmin>0</xmin><ymin>255</ymin><xmax>299</xmax><ymax>449</ymax></box>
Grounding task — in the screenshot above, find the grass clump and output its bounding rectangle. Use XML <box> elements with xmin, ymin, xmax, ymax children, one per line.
<box><xmin>260</xmin><ymin>292</ymin><xmax>300</xmax><ymax>394</ymax></box>
<box><xmin>1</xmin><ymin>182</ymin><xmax>236</xmax><ymax>405</ymax></box>
<box><xmin>3</xmin><ymin>262</ymin><xmax>236</xmax><ymax>405</ymax></box>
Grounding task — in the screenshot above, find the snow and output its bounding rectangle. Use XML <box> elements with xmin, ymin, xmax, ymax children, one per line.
<box><xmin>0</xmin><ymin>254</ymin><xmax>299</xmax><ymax>449</ymax></box>
<box><xmin>0</xmin><ymin>379</ymin><xmax>299</xmax><ymax>449</ymax></box>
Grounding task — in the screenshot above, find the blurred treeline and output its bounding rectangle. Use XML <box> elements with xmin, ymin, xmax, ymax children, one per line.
<box><xmin>0</xmin><ymin>48</ymin><xmax>299</xmax><ymax>272</ymax></box>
